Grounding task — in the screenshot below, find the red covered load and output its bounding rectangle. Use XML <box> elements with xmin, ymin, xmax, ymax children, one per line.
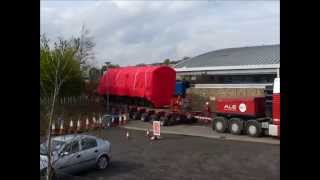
<box><xmin>216</xmin><ymin>97</ymin><xmax>266</xmax><ymax>117</ymax></box>
<box><xmin>97</xmin><ymin>66</ymin><xmax>176</xmax><ymax>108</ymax></box>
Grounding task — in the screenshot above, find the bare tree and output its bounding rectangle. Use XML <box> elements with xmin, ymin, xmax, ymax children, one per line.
<box><xmin>41</xmin><ymin>36</ymin><xmax>80</xmax><ymax>180</ymax></box>
<box><xmin>72</xmin><ymin>24</ymin><xmax>95</xmax><ymax>68</ymax></box>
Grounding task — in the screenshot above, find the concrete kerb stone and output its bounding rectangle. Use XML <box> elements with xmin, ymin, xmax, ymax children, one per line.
<box><xmin>120</xmin><ymin>125</ymin><xmax>280</xmax><ymax>145</ymax></box>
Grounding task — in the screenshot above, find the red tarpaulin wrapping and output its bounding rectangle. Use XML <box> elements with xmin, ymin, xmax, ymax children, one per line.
<box><xmin>98</xmin><ymin>66</ymin><xmax>176</xmax><ymax>108</ymax></box>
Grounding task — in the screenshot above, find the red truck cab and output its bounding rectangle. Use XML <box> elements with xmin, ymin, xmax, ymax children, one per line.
<box><xmin>268</xmin><ymin>77</ymin><xmax>280</xmax><ymax>137</ymax></box>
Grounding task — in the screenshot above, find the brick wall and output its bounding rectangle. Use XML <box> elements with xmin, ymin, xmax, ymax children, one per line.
<box><xmin>186</xmin><ymin>87</ymin><xmax>265</xmax><ymax>111</ymax></box>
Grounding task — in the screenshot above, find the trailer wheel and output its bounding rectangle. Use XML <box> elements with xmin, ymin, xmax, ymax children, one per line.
<box><xmin>150</xmin><ymin>114</ymin><xmax>158</xmax><ymax>123</ymax></box>
<box><xmin>169</xmin><ymin>116</ymin><xmax>177</xmax><ymax>125</ymax></box>
<box><xmin>141</xmin><ymin>113</ymin><xmax>149</xmax><ymax>122</ymax></box>
<box><xmin>160</xmin><ymin>116</ymin><xmax>168</xmax><ymax>126</ymax></box>
<box><xmin>132</xmin><ymin>112</ymin><xmax>141</xmax><ymax>120</ymax></box>
<box><xmin>213</xmin><ymin>116</ymin><xmax>228</xmax><ymax>133</ymax></box>
<box><xmin>246</xmin><ymin>120</ymin><xmax>262</xmax><ymax>137</ymax></box>
<box><xmin>229</xmin><ymin>118</ymin><xmax>243</xmax><ymax>135</ymax></box>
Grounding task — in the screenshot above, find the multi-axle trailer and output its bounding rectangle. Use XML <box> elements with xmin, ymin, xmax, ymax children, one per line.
<box><xmin>98</xmin><ymin>66</ymin><xmax>280</xmax><ymax>138</ymax></box>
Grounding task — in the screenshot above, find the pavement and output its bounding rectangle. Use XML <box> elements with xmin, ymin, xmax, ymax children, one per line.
<box><xmin>122</xmin><ymin>121</ymin><xmax>280</xmax><ymax>145</ymax></box>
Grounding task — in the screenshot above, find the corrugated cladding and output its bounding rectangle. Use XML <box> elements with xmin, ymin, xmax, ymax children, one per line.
<box><xmin>175</xmin><ymin>45</ymin><xmax>279</xmax><ymax>68</ymax></box>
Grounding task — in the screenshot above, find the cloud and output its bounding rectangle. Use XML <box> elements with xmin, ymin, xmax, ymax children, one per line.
<box><xmin>41</xmin><ymin>1</ymin><xmax>279</xmax><ymax>67</ymax></box>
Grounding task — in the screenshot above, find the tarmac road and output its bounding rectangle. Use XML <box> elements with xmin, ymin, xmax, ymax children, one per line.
<box><xmin>70</xmin><ymin>128</ymin><xmax>280</xmax><ymax>180</ymax></box>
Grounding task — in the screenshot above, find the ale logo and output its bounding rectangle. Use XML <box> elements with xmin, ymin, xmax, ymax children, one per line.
<box><xmin>239</xmin><ymin>103</ymin><xmax>247</xmax><ymax>112</ymax></box>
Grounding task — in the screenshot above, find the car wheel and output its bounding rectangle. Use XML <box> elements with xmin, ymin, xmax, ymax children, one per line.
<box><xmin>40</xmin><ymin>167</ymin><xmax>56</xmax><ymax>178</ymax></box>
<box><xmin>96</xmin><ymin>155</ymin><xmax>109</xmax><ymax>170</ymax></box>
<box><xmin>40</xmin><ymin>168</ymin><xmax>47</xmax><ymax>177</ymax></box>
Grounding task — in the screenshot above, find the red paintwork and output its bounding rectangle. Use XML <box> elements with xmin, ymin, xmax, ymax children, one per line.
<box><xmin>215</xmin><ymin>97</ymin><xmax>266</xmax><ymax>117</ymax></box>
<box><xmin>273</xmin><ymin>93</ymin><xmax>280</xmax><ymax>137</ymax></box>
<box><xmin>272</xmin><ymin>93</ymin><xmax>280</xmax><ymax>125</ymax></box>
<box><xmin>97</xmin><ymin>66</ymin><xmax>176</xmax><ymax>108</ymax></box>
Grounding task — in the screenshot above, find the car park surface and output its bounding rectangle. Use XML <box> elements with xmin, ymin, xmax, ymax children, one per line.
<box><xmin>70</xmin><ymin>128</ymin><xmax>280</xmax><ymax>180</ymax></box>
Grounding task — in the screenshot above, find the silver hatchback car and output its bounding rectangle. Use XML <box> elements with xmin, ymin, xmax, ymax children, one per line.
<box><xmin>40</xmin><ymin>134</ymin><xmax>111</xmax><ymax>176</ymax></box>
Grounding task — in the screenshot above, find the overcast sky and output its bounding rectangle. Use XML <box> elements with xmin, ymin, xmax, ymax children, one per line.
<box><xmin>41</xmin><ymin>0</ymin><xmax>279</xmax><ymax>67</ymax></box>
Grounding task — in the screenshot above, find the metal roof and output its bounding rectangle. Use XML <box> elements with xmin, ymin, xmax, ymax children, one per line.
<box><xmin>175</xmin><ymin>44</ymin><xmax>279</xmax><ymax>69</ymax></box>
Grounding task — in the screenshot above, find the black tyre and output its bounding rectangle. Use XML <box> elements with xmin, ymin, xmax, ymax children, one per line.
<box><xmin>169</xmin><ymin>116</ymin><xmax>180</xmax><ymax>126</ymax></box>
<box><xmin>96</xmin><ymin>155</ymin><xmax>110</xmax><ymax>170</ymax></box>
<box><xmin>213</xmin><ymin>116</ymin><xmax>228</xmax><ymax>133</ymax></box>
<box><xmin>132</xmin><ymin>112</ymin><xmax>141</xmax><ymax>120</ymax></box>
<box><xmin>229</xmin><ymin>118</ymin><xmax>244</xmax><ymax>135</ymax></box>
<box><xmin>160</xmin><ymin>116</ymin><xmax>168</xmax><ymax>126</ymax></box>
<box><xmin>141</xmin><ymin>113</ymin><xmax>149</xmax><ymax>122</ymax></box>
<box><xmin>40</xmin><ymin>167</ymin><xmax>56</xmax><ymax>179</ymax></box>
<box><xmin>185</xmin><ymin>114</ymin><xmax>193</xmax><ymax>124</ymax></box>
<box><xmin>129</xmin><ymin>111</ymin><xmax>135</xmax><ymax>119</ymax></box>
<box><xmin>246</xmin><ymin>120</ymin><xmax>262</xmax><ymax>137</ymax></box>
<box><xmin>150</xmin><ymin>114</ymin><xmax>158</xmax><ymax>123</ymax></box>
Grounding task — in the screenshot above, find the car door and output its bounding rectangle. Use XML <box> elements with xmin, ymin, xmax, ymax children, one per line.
<box><xmin>79</xmin><ymin>137</ymin><xmax>99</xmax><ymax>169</ymax></box>
<box><xmin>54</xmin><ymin>140</ymin><xmax>82</xmax><ymax>174</ymax></box>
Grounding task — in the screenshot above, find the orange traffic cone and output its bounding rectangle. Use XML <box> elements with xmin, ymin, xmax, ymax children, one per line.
<box><xmin>111</xmin><ymin>117</ymin><xmax>115</xmax><ymax>126</ymax></box>
<box><xmin>51</xmin><ymin>123</ymin><xmax>56</xmax><ymax>136</ymax></box>
<box><xmin>85</xmin><ymin>118</ymin><xmax>90</xmax><ymax>131</ymax></box>
<box><xmin>69</xmin><ymin>119</ymin><xmax>74</xmax><ymax>134</ymax></box>
<box><xmin>150</xmin><ymin>135</ymin><xmax>158</xmax><ymax>141</ymax></box>
<box><xmin>98</xmin><ymin>115</ymin><xmax>102</xmax><ymax>129</ymax></box>
<box><xmin>119</xmin><ymin>115</ymin><xmax>123</xmax><ymax>126</ymax></box>
<box><xmin>146</xmin><ymin>128</ymin><xmax>150</xmax><ymax>137</ymax></box>
<box><xmin>92</xmin><ymin>116</ymin><xmax>96</xmax><ymax>130</ymax></box>
<box><xmin>76</xmin><ymin>119</ymin><xmax>81</xmax><ymax>133</ymax></box>
<box><xmin>59</xmin><ymin>122</ymin><xmax>64</xmax><ymax>135</ymax></box>
<box><xmin>123</xmin><ymin>114</ymin><xmax>128</xmax><ymax>124</ymax></box>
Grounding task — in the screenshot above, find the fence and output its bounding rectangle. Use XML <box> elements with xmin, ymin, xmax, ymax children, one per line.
<box><xmin>40</xmin><ymin>96</ymin><xmax>103</xmax><ymax>105</ymax></box>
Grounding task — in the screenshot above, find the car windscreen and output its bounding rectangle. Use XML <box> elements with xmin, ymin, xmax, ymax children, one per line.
<box><xmin>40</xmin><ymin>140</ymin><xmax>65</xmax><ymax>155</ymax></box>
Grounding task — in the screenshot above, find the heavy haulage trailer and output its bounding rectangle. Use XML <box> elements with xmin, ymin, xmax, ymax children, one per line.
<box><xmin>97</xmin><ymin>65</ymin><xmax>280</xmax><ymax>138</ymax></box>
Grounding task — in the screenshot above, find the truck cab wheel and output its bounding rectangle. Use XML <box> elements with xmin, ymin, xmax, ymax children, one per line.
<box><xmin>213</xmin><ymin>116</ymin><xmax>228</xmax><ymax>133</ymax></box>
<box><xmin>229</xmin><ymin>118</ymin><xmax>243</xmax><ymax>135</ymax></box>
<box><xmin>246</xmin><ymin>120</ymin><xmax>262</xmax><ymax>137</ymax></box>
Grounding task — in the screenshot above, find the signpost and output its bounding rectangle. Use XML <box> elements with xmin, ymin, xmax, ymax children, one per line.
<box><xmin>153</xmin><ymin>121</ymin><xmax>161</xmax><ymax>137</ymax></box>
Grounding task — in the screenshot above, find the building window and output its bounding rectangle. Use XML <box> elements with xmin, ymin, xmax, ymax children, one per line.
<box><xmin>189</xmin><ymin>74</ymin><xmax>276</xmax><ymax>84</ymax></box>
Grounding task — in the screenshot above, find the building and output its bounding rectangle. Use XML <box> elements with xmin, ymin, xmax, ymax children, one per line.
<box><xmin>175</xmin><ymin>44</ymin><xmax>279</xmax><ymax>88</ymax></box>
<box><xmin>174</xmin><ymin>44</ymin><xmax>280</xmax><ymax>111</ymax></box>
